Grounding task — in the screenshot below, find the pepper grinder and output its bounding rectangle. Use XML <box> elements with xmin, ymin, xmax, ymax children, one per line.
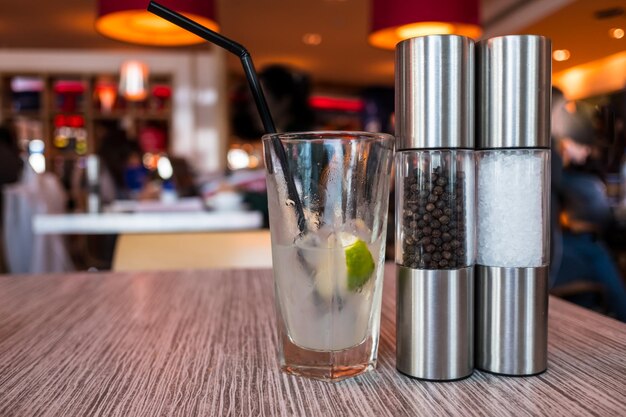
<box><xmin>395</xmin><ymin>35</ymin><xmax>475</xmax><ymax>381</ymax></box>
<box><xmin>476</xmin><ymin>35</ymin><xmax>551</xmax><ymax>376</ymax></box>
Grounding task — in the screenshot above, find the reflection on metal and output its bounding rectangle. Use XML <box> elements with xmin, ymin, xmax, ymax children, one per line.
<box><xmin>476</xmin><ymin>265</ymin><xmax>549</xmax><ymax>376</ymax></box>
<box><xmin>396</xmin><ymin>266</ymin><xmax>474</xmax><ymax>381</ymax></box>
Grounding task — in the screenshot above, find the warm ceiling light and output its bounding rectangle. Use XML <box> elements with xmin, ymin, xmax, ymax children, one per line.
<box><xmin>119</xmin><ymin>61</ymin><xmax>149</xmax><ymax>101</ymax></box>
<box><xmin>553</xmin><ymin>49</ymin><xmax>571</xmax><ymax>62</ymax></box>
<box><xmin>369</xmin><ymin>0</ymin><xmax>481</xmax><ymax>49</ymax></box>
<box><xmin>96</xmin><ymin>0</ymin><xmax>218</xmax><ymax>46</ymax></box>
<box><xmin>553</xmin><ymin>50</ymin><xmax>626</xmax><ymax>100</ymax></box>
<box><xmin>397</xmin><ymin>22</ymin><xmax>454</xmax><ymax>39</ymax></box>
<box><xmin>302</xmin><ymin>33</ymin><xmax>322</xmax><ymax>45</ymax></box>
<box><xmin>609</xmin><ymin>28</ymin><xmax>625</xmax><ymax>39</ymax></box>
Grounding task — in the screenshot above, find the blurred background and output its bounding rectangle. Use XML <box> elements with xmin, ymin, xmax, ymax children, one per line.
<box><xmin>1</xmin><ymin>0</ymin><xmax>626</xmax><ymax>320</ymax></box>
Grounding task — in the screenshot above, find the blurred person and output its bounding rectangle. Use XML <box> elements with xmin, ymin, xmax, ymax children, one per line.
<box><xmin>78</xmin><ymin>128</ymin><xmax>148</xmax><ymax>270</ymax></box>
<box><xmin>0</xmin><ymin>123</ymin><xmax>23</xmax><ymax>209</ymax></box>
<box><xmin>169</xmin><ymin>156</ymin><xmax>198</xmax><ymax>198</ymax></box>
<box><xmin>232</xmin><ymin>64</ymin><xmax>314</xmax><ymax>139</ymax></box>
<box><xmin>0</xmin><ymin>123</ymin><xmax>24</xmax><ymax>272</ymax></box>
<box><xmin>550</xmin><ymin>87</ymin><xmax>566</xmax><ymax>279</ymax></box>
<box><xmin>97</xmin><ymin>127</ymin><xmax>148</xmax><ymax>204</ymax></box>
<box><xmin>552</xmin><ymin>100</ymin><xmax>626</xmax><ymax>321</ymax></box>
<box><xmin>230</xmin><ymin>65</ymin><xmax>315</xmax><ymax>227</ymax></box>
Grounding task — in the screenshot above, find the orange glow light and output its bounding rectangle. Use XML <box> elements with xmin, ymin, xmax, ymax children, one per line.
<box><xmin>369</xmin><ymin>21</ymin><xmax>481</xmax><ymax>49</ymax></box>
<box><xmin>98</xmin><ymin>87</ymin><xmax>117</xmax><ymax>112</ymax></box>
<box><xmin>302</xmin><ymin>33</ymin><xmax>322</xmax><ymax>46</ymax></box>
<box><xmin>369</xmin><ymin>0</ymin><xmax>480</xmax><ymax>50</ymax></box>
<box><xmin>119</xmin><ymin>61</ymin><xmax>149</xmax><ymax>101</ymax></box>
<box><xmin>96</xmin><ymin>10</ymin><xmax>218</xmax><ymax>46</ymax></box>
<box><xmin>553</xmin><ymin>50</ymin><xmax>626</xmax><ymax>100</ymax></box>
<box><xmin>609</xmin><ymin>28</ymin><xmax>625</xmax><ymax>39</ymax></box>
<box><xmin>553</xmin><ymin>49</ymin><xmax>571</xmax><ymax>62</ymax></box>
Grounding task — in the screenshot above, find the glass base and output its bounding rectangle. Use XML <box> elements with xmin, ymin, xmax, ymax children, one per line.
<box><xmin>279</xmin><ymin>333</ymin><xmax>378</xmax><ymax>382</ymax></box>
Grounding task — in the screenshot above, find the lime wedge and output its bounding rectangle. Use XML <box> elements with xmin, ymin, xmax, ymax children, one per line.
<box><xmin>340</xmin><ymin>233</ymin><xmax>375</xmax><ymax>291</ymax></box>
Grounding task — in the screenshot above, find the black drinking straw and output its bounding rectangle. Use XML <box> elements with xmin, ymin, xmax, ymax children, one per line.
<box><xmin>147</xmin><ymin>1</ymin><xmax>306</xmax><ymax>233</ymax></box>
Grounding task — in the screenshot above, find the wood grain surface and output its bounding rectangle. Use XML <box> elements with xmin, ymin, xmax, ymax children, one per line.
<box><xmin>1</xmin><ymin>265</ymin><xmax>625</xmax><ymax>416</ymax></box>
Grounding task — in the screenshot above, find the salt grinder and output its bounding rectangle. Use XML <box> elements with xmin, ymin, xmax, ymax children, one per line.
<box><xmin>395</xmin><ymin>35</ymin><xmax>475</xmax><ymax>381</ymax></box>
<box><xmin>476</xmin><ymin>35</ymin><xmax>551</xmax><ymax>375</ymax></box>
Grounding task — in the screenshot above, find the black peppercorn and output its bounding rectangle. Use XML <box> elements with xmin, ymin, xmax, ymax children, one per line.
<box><xmin>401</xmin><ymin>161</ymin><xmax>468</xmax><ymax>270</ymax></box>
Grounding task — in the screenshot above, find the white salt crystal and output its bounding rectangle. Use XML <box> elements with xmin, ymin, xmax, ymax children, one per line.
<box><xmin>477</xmin><ymin>150</ymin><xmax>546</xmax><ymax>267</ymax></box>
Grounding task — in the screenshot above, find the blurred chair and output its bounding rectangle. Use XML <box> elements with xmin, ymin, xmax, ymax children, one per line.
<box><xmin>550</xmin><ymin>281</ymin><xmax>610</xmax><ymax>315</ymax></box>
<box><xmin>112</xmin><ymin>230</ymin><xmax>272</xmax><ymax>271</ymax></box>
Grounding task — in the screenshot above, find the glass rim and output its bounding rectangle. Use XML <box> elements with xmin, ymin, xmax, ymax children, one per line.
<box><xmin>262</xmin><ymin>130</ymin><xmax>394</xmax><ymax>144</ymax></box>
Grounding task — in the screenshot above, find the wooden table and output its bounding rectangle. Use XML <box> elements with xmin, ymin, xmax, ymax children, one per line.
<box><xmin>1</xmin><ymin>265</ymin><xmax>625</xmax><ymax>416</ymax></box>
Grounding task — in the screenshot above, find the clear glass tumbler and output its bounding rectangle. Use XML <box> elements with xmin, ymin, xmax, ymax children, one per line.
<box><xmin>262</xmin><ymin>131</ymin><xmax>394</xmax><ymax>381</ymax></box>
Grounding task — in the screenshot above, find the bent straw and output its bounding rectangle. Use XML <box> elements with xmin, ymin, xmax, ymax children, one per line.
<box><xmin>148</xmin><ymin>1</ymin><xmax>306</xmax><ymax>233</ymax></box>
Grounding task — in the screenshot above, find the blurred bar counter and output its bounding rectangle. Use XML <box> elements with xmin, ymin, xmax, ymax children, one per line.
<box><xmin>33</xmin><ymin>211</ymin><xmax>263</xmax><ymax>235</ymax></box>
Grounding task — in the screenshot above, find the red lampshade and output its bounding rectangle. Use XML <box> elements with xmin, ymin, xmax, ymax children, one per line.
<box><xmin>96</xmin><ymin>0</ymin><xmax>219</xmax><ymax>46</ymax></box>
<box><xmin>369</xmin><ymin>0</ymin><xmax>481</xmax><ymax>49</ymax></box>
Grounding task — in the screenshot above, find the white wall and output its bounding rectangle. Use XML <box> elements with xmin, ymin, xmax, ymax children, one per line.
<box><xmin>0</xmin><ymin>48</ymin><xmax>229</xmax><ymax>174</ymax></box>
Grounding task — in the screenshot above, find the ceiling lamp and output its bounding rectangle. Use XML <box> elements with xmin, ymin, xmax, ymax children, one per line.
<box><xmin>369</xmin><ymin>0</ymin><xmax>481</xmax><ymax>49</ymax></box>
<box><xmin>96</xmin><ymin>0</ymin><xmax>219</xmax><ymax>46</ymax></box>
<box><xmin>119</xmin><ymin>61</ymin><xmax>149</xmax><ymax>101</ymax></box>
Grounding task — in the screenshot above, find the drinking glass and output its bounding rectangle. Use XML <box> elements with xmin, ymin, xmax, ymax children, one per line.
<box><xmin>262</xmin><ymin>131</ymin><xmax>394</xmax><ymax>381</ymax></box>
